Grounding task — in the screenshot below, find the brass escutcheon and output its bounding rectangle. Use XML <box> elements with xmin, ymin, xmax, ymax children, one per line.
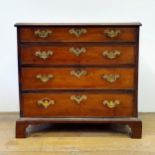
<box><xmin>34</xmin><ymin>29</ymin><xmax>52</xmax><ymax>38</ymax></box>
<box><xmin>104</xmin><ymin>29</ymin><xmax>121</xmax><ymax>38</ymax></box>
<box><xmin>37</xmin><ymin>98</ymin><xmax>55</xmax><ymax>109</ymax></box>
<box><xmin>70</xmin><ymin>69</ymin><xmax>87</xmax><ymax>78</ymax></box>
<box><xmin>70</xmin><ymin>95</ymin><xmax>87</xmax><ymax>104</ymax></box>
<box><xmin>36</xmin><ymin>74</ymin><xmax>54</xmax><ymax>83</ymax></box>
<box><xmin>35</xmin><ymin>50</ymin><xmax>53</xmax><ymax>60</ymax></box>
<box><xmin>103</xmin><ymin>100</ymin><xmax>120</xmax><ymax>108</ymax></box>
<box><xmin>69</xmin><ymin>47</ymin><xmax>86</xmax><ymax>57</ymax></box>
<box><xmin>102</xmin><ymin>74</ymin><xmax>120</xmax><ymax>83</ymax></box>
<box><xmin>102</xmin><ymin>50</ymin><xmax>121</xmax><ymax>59</ymax></box>
<box><xmin>69</xmin><ymin>28</ymin><xmax>87</xmax><ymax>37</ymax></box>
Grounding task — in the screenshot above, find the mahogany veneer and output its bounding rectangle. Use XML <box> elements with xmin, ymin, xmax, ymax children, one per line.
<box><xmin>20</xmin><ymin>27</ymin><xmax>136</xmax><ymax>42</ymax></box>
<box><xmin>15</xmin><ymin>23</ymin><xmax>142</xmax><ymax>138</ymax></box>
<box><xmin>22</xmin><ymin>92</ymin><xmax>135</xmax><ymax>117</ymax></box>
<box><xmin>21</xmin><ymin>67</ymin><xmax>135</xmax><ymax>90</ymax></box>
<box><xmin>21</xmin><ymin>45</ymin><xmax>136</xmax><ymax>65</ymax></box>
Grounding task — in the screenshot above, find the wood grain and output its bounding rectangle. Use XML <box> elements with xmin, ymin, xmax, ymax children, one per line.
<box><xmin>2</xmin><ymin>113</ymin><xmax>153</xmax><ymax>155</ymax></box>
<box><xmin>19</xmin><ymin>27</ymin><xmax>136</xmax><ymax>42</ymax></box>
<box><xmin>21</xmin><ymin>92</ymin><xmax>135</xmax><ymax>117</ymax></box>
<box><xmin>21</xmin><ymin>45</ymin><xmax>136</xmax><ymax>65</ymax></box>
<box><xmin>21</xmin><ymin>67</ymin><xmax>135</xmax><ymax>90</ymax></box>
<box><xmin>15</xmin><ymin>23</ymin><xmax>141</xmax><ymax>139</ymax></box>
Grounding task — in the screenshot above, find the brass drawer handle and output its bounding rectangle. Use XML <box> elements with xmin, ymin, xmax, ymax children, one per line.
<box><xmin>70</xmin><ymin>95</ymin><xmax>87</xmax><ymax>104</ymax></box>
<box><xmin>69</xmin><ymin>28</ymin><xmax>87</xmax><ymax>37</ymax></box>
<box><xmin>36</xmin><ymin>74</ymin><xmax>54</xmax><ymax>83</ymax></box>
<box><xmin>102</xmin><ymin>50</ymin><xmax>121</xmax><ymax>59</ymax></box>
<box><xmin>35</xmin><ymin>50</ymin><xmax>53</xmax><ymax>60</ymax></box>
<box><xmin>34</xmin><ymin>29</ymin><xmax>52</xmax><ymax>38</ymax></box>
<box><xmin>70</xmin><ymin>69</ymin><xmax>87</xmax><ymax>78</ymax></box>
<box><xmin>102</xmin><ymin>74</ymin><xmax>120</xmax><ymax>83</ymax></box>
<box><xmin>69</xmin><ymin>47</ymin><xmax>86</xmax><ymax>56</ymax></box>
<box><xmin>103</xmin><ymin>100</ymin><xmax>120</xmax><ymax>108</ymax></box>
<box><xmin>37</xmin><ymin>98</ymin><xmax>55</xmax><ymax>109</ymax></box>
<box><xmin>104</xmin><ymin>29</ymin><xmax>121</xmax><ymax>38</ymax></box>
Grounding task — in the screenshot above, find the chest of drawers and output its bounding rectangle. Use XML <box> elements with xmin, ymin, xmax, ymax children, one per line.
<box><xmin>15</xmin><ymin>23</ymin><xmax>142</xmax><ymax>138</ymax></box>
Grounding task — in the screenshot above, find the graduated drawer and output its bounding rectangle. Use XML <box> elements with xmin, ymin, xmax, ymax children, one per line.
<box><xmin>21</xmin><ymin>92</ymin><xmax>135</xmax><ymax>117</ymax></box>
<box><xmin>21</xmin><ymin>45</ymin><xmax>135</xmax><ymax>65</ymax></box>
<box><xmin>21</xmin><ymin>67</ymin><xmax>135</xmax><ymax>90</ymax></box>
<box><xmin>19</xmin><ymin>27</ymin><xmax>136</xmax><ymax>42</ymax></box>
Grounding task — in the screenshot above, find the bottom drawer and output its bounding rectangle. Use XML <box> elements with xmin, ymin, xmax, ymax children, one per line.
<box><xmin>21</xmin><ymin>92</ymin><xmax>135</xmax><ymax>117</ymax></box>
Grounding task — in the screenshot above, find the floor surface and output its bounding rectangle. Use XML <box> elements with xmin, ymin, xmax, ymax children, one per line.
<box><xmin>0</xmin><ymin>113</ymin><xmax>154</xmax><ymax>155</ymax></box>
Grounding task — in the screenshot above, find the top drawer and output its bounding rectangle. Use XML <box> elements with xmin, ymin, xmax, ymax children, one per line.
<box><xmin>19</xmin><ymin>27</ymin><xmax>137</xmax><ymax>43</ymax></box>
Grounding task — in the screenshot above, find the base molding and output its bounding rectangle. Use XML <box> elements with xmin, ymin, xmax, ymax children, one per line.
<box><xmin>16</xmin><ymin>117</ymin><xmax>142</xmax><ymax>138</ymax></box>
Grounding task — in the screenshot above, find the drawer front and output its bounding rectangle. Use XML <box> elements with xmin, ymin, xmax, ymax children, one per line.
<box><xmin>22</xmin><ymin>92</ymin><xmax>135</xmax><ymax>117</ymax></box>
<box><xmin>21</xmin><ymin>67</ymin><xmax>135</xmax><ymax>90</ymax></box>
<box><xmin>21</xmin><ymin>45</ymin><xmax>135</xmax><ymax>65</ymax></box>
<box><xmin>20</xmin><ymin>27</ymin><xmax>136</xmax><ymax>42</ymax></box>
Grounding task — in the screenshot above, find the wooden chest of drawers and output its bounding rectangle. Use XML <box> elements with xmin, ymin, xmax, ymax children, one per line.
<box><xmin>15</xmin><ymin>23</ymin><xmax>142</xmax><ymax>138</ymax></box>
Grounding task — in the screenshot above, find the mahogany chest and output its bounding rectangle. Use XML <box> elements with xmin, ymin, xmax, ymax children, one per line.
<box><xmin>15</xmin><ymin>23</ymin><xmax>142</xmax><ymax>138</ymax></box>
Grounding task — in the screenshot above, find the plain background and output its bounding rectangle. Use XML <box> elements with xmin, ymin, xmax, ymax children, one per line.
<box><xmin>0</xmin><ymin>0</ymin><xmax>154</xmax><ymax>112</ymax></box>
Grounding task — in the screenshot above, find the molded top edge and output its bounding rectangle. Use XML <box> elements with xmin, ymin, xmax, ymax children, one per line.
<box><xmin>14</xmin><ymin>22</ymin><xmax>142</xmax><ymax>27</ymax></box>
